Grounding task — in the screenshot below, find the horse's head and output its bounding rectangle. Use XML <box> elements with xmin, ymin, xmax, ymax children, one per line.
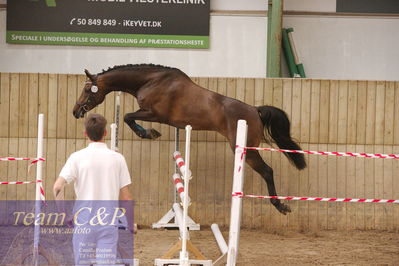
<box><xmin>73</xmin><ymin>69</ymin><xmax>107</xmax><ymax>119</ymax></box>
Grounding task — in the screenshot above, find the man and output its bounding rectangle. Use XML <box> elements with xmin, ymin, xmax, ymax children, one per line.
<box><xmin>53</xmin><ymin>113</ymin><xmax>133</xmax><ymax>265</ymax></box>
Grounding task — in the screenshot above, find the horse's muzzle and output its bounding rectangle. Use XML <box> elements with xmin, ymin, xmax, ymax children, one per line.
<box><xmin>73</xmin><ymin>105</ymin><xmax>86</xmax><ymax>119</ymax></box>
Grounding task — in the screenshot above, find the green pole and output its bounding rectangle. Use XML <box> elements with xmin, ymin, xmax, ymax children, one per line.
<box><xmin>45</xmin><ymin>0</ymin><xmax>57</xmax><ymax>7</ymax></box>
<box><xmin>266</xmin><ymin>0</ymin><xmax>283</xmax><ymax>77</ymax></box>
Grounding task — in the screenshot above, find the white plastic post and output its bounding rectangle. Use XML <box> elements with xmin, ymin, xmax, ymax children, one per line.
<box><xmin>172</xmin><ymin>203</ymin><xmax>190</xmax><ymax>240</ymax></box>
<box><xmin>33</xmin><ymin>114</ymin><xmax>44</xmax><ymax>266</ymax></box>
<box><xmin>114</xmin><ymin>92</ymin><xmax>121</xmax><ymax>150</ymax></box>
<box><xmin>110</xmin><ymin>123</ymin><xmax>117</xmax><ymax>151</ymax></box>
<box><xmin>180</xmin><ymin>125</ymin><xmax>192</xmax><ymax>266</ymax></box>
<box><xmin>174</xmin><ymin>128</ymin><xmax>179</xmax><ymax>204</ymax></box>
<box><xmin>211</xmin><ymin>223</ymin><xmax>228</xmax><ymax>254</ymax></box>
<box><xmin>226</xmin><ymin>120</ymin><xmax>248</xmax><ymax>266</ymax></box>
<box><xmin>35</xmin><ymin>114</ymin><xmax>44</xmax><ymax>200</ymax></box>
<box><xmin>287</xmin><ymin>30</ymin><xmax>300</xmax><ymax>65</ymax></box>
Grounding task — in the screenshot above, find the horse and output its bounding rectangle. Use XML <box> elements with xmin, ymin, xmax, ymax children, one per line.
<box><xmin>73</xmin><ymin>64</ymin><xmax>306</xmax><ymax>215</ymax></box>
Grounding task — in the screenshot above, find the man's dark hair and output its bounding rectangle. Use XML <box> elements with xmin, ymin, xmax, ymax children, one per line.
<box><xmin>84</xmin><ymin>113</ymin><xmax>107</xmax><ymax>141</ymax></box>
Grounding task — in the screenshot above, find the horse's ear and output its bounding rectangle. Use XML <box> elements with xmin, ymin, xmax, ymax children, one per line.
<box><xmin>84</xmin><ymin>69</ymin><xmax>96</xmax><ymax>82</ymax></box>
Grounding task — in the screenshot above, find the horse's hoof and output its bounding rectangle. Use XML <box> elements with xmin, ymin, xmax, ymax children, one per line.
<box><xmin>277</xmin><ymin>203</ymin><xmax>291</xmax><ymax>215</ymax></box>
<box><xmin>145</xmin><ymin>129</ymin><xmax>162</xmax><ymax>139</ymax></box>
<box><xmin>149</xmin><ymin>129</ymin><xmax>161</xmax><ymax>139</ymax></box>
<box><xmin>136</xmin><ymin>128</ymin><xmax>162</xmax><ymax>139</ymax></box>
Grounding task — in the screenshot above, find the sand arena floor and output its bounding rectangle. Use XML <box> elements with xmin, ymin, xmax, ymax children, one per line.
<box><xmin>135</xmin><ymin>228</ymin><xmax>399</xmax><ymax>266</ymax></box>
<box><xmin>1</xmin><ymin>226</ymin><xmax>398</xmax><ymax>265</ymax></box>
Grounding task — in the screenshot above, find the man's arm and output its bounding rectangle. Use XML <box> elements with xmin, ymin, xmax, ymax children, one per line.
<box><xmin>119</xmin><ymin>185</ymin><xmax>132</xmax><ymax>201</ymax></box>
<box><xmin>53</xmin><ymin>177</ymin><xmax>67</xmax><ymax>200</ymax></box>
<box><xmin>119</xmin><ymin>185</ymin><xmax>135</xmax><ymax>233</ymax></box>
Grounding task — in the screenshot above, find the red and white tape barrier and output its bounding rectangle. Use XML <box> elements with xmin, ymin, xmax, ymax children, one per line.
<box><xmin>173</xmin><ymin>151</ymin><xmax>192</xmax><ymax>178</ymax></box>
<box><xmin>39</xmin><ymin>186</ymin><xmax>45</xmax><ymax>201</ymax></box>
<box><xmin>0</xmin><ymin>157</ymin><xmax>46</xmax><ymax>163</ymax></box>
<box><xmin>0</xmin><ymin>157</ymin><xmax>46</xmax><ymax>200</ymax></box>
<box><xmin>172</xmin><ymin>173</ymin><xmax>190</xmax><ymax>204</ymax></box>
<box><xmin>0</xmin><ymin>156</ymin><xmax>46</xmax><ymax>200</ymax></box>
<box><xmin>0</xmin><ymin>180</ymin><xmax>45</xmax><ymax>200</ymax></box>
<box><xmin>232</xmin><ymin>192</ymin><xmax>399</xmax><ymax>204</ymax></box>
<box><xmin>239</xmin><ymin>146</ymin><xmax>399</xmax><ymax>159</ymax></box>
<box><xmin>0</xmin><ymin>180</ymin><xmax>43</xmax><ymax>185</ymax></box>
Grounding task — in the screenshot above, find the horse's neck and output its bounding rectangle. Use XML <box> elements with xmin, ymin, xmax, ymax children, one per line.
<box><xmin>101</xmin><ymin>71</ymin><xmax>148</xmax><ymax>95</ymax></box>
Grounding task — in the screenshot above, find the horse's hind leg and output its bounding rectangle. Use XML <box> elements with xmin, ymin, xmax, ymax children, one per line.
<box><xmin>245</xmin><ymin>149</ymin><xmax>291</xmax><ymax>215</ymax></box>
<box><xmin>225</xmin><ymin>122</ymin><xmax>290</xmax><ymax>215</ymax></box>
<box><xmin>124</xmin><ymin>109</ymin><xmax>161</xmax><ymax>139</ymax></box>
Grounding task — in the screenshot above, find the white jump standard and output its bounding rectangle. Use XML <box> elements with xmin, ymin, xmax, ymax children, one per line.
<box><xmin>155</xmin><ymin>125</ymin><xmax>228</xmax><ymax>266</ymax></box>
<box><xmin>226</xmin><ymin>120</ymin><xmax>248</xmax><ymax>266</ymax></box>
<box><xmin>152</xmin><ymin>128</ymin><xmax>200</xmax><ymax>231</ymax></box>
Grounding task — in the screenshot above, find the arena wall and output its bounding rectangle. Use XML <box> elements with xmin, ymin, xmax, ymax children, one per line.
<box><xmin>1</xmin><ymin>9</ymin><xmax>399</xmax><ymax>81</ymax></box>
<box><xmin>0</xmin><ymin>73</ymin><xmax>398</xmax><ymax>231</ymax></box>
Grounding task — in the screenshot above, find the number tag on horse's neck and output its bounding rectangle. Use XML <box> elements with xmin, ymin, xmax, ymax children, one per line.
<box><xmin>91</xmin><ymin>85</ymin><xmax>98</xmax><ymax>93</ymax></box>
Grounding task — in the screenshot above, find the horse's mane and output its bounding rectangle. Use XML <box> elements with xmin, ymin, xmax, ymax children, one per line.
<box><xmin>98</xmin><ymin>64</ymin><xmax>178</xmax><ymax>75</ymax></box>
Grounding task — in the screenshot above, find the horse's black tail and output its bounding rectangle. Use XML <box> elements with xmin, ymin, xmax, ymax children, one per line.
<box><xmin>257</xmin><ymin>105</ymin><xmax>307</xmax><ymax>170</ymax></box>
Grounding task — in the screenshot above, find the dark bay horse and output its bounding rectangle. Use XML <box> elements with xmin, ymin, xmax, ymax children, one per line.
<box><xmin>73</xmin><ymin>64</ymin><xmax>306</xmax><ymax>214</ymax></box>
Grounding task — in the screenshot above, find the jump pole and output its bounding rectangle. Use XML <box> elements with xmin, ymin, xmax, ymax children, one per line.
<box><xmin>211</xmin><ymin>224</ymin><xmax>228</xmax><ymax>255</ymax></box>
<box><xmin>226</xmin><ymin>120</ymin><xmax>248</xmax><ymax>266</ymax></box>
<box><xmin>114</xmin><ymin>91</ymin><xmax>121</xmax><ymax>151</ymax></box>
<box><xmin>211</xmin><ymin>223</ymin><xmax>228</xmax><ymax>265</ymax></box>
<box><xmin>33</xmin><ymin>114</ymin><xmax>44</xmax><ymax>266</ymax></box>
<box><xmin>111</xmin><ymin>91</ymin><xmax>121</xmax><ymax>151</ymax></box>
<box><xmin>110</xmin><ymin>123</ymin><xmax>117</xmax><ymax>151</ymax></box>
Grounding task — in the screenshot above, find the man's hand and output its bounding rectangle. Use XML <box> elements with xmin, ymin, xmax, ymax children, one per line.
<box><xmin>53</xmin><ymin>177</ymin><xmax>67</xmax><ymax>200</ymax></box>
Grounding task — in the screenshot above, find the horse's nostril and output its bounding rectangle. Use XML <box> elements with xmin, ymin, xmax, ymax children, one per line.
<box><xmin>73</xmin><ymin>108</ymin><xmax>82</xmax><ymax>119</ymax></box>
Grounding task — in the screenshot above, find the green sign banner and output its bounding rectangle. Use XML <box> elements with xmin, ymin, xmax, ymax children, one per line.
<box><xmin>6</xmin><ymin>0</ymin><xmax>210</xmax><ymax>48</ymax></box>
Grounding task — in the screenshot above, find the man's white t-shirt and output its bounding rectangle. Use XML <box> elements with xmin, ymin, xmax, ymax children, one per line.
<box><xmin>59</xmin><ymin>142</ymin><xmax>131</xmax><ymax>200</ymax></box>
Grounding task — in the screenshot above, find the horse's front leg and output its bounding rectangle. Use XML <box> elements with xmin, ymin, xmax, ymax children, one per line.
<box><xmin>124</xmin><ymin>109</ymin><xmax>162</xmax><ymax>139</ymax></box>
